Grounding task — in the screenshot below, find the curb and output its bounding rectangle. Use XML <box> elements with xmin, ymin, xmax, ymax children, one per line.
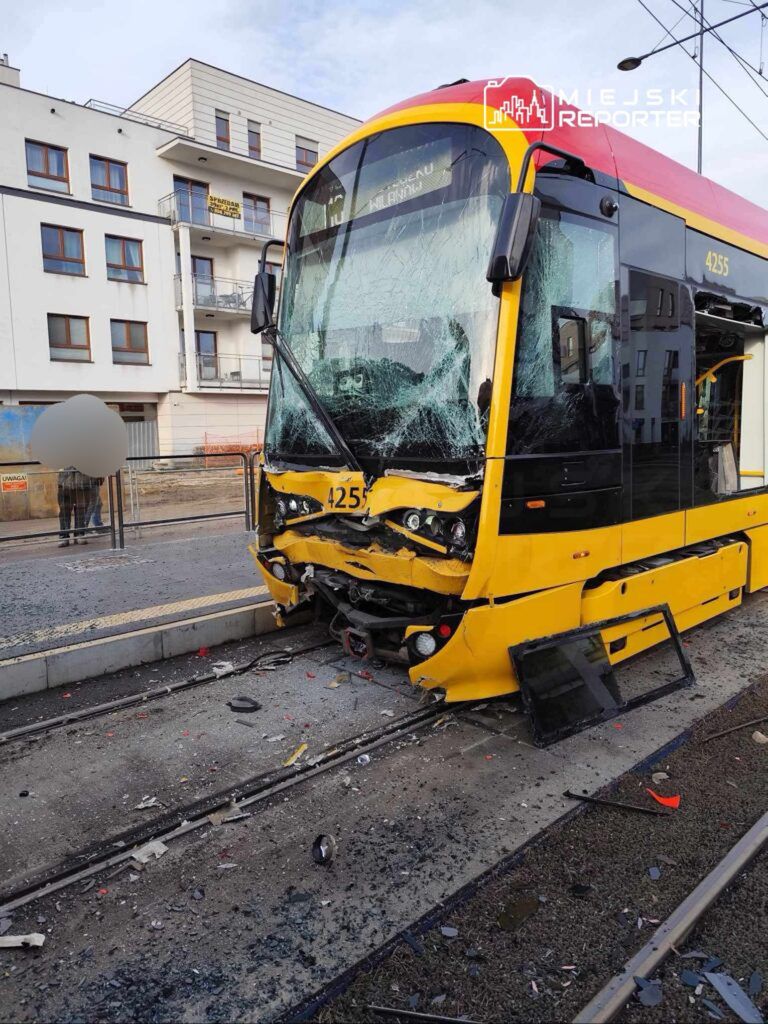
<box><xmin>0</xmin><ymin>601</ymin><xmax>278</xmax><ymax>702</ymax></box>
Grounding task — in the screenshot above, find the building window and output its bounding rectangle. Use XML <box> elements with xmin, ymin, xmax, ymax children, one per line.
<box><xmin>173</xmin><ymin>176</ymin><xmax>209</xmax><ymax>225</ymax></box>
<box><xmin>196</xmin><ymin>329</ymin><xmax>218</xmax><ymax>380</ymax></box>
<box><xmin>295</xmin><ymin>136</ymin><xmax>318</xmax><ymax>173</ymax></box>
<box><xmin>48</xmin><ymin>314</ymin><xmax>90</xmax><ymax>362</ymax></box>
<box><xmin>215</xmin><ymin>110</ymin><xmax>230</xmax><ymax>151</ymax></box>
<box><xmin>636</xmin><ymin>349</ymin><xmax>647</xmax><ymax>377</ymax></box>
<box><xmin>26</xmin><ymin>140</ymin><xmax>69</xmax><ymax>192</ymax></box>
<box><xmin>41</xmin><ymin>225</ymin><xmax>85</xmax><ymax>275</ymax></box>
<box><xmin>248</xmin><ymin>121</ymin><xmax>261</xmax><ymax>159</ymax></box>
<box><xmin>243</xmin><ymin>193</ymin><xmax>270</xmax><ymax>234</ymax></box>
<box><xmin>90</xmin><ymin>156</ymin><xmax>129</xmax><ymax>205</ymax></box>
<box><xmin>635</xmin><ymin>384</ymin><xmax>646</xmax><ymax>411</ymax></box>
<box><xmin>105</xmin><ymin>236</ymin><xmax>144</xmax><ymax>282</ymax></box>
<box><xmin>111</xmin><ymin>319</ymin><xmax>149</xmax><ymax>364</ymax></box>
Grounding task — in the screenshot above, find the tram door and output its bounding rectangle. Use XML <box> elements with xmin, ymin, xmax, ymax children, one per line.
<box><xmin>621</xmin><ymin>270</ymin><xmax>694</xmax><ymax>519</ymax></box>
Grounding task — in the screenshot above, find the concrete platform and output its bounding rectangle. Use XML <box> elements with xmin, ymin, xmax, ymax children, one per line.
<box><xmin>1</xmin><ymin>592</ymin><xmax>767</xmax><ymax>1022</ymax></box>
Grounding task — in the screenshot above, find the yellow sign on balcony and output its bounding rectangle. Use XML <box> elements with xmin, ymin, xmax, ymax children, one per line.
<box><xmin>207</xmin><ymin>195</ymin><xmax>241</xmax><ymax>218</ymax></box>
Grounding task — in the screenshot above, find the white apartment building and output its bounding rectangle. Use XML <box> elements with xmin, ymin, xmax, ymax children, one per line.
<box><xmin>0</xmin><ymin>56</ymin><xmax>360</xmax><ymax>454</ymax></box>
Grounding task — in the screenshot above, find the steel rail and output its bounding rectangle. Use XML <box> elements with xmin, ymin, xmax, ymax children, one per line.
<box><xmin>0</xmin><ymin>636</ymin><xmax>332</xmax><ymax>745</ymax></box>
<box><xmin>0</xmin><ymin>698</ymin><xmax>454</xmax><ymax>916</ymax></box>
<box><xmin>573</xmin><ymin>808</ymin><xmax>768</xmax><ymax>1023</ymax></box>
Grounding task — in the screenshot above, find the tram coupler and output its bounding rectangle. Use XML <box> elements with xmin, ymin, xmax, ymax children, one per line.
<box><xmin>342</xmin><ymin>626</ymin><xmax>375</xmax><ymax>660</ymax></box>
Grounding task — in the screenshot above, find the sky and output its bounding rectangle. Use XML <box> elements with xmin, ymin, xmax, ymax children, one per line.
<box><xmin>4</xmin><ymin>0</ymin><xmax>767</xmax><ymax>205</ymax></box>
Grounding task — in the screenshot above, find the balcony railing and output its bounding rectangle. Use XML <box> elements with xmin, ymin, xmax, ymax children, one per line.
<box><xmin>84</xmin><ymin>99</ymin><xmax>190</xmax><ymax>136</ymax></box>
<box><xmin>175</xmin><ymin>274</ymin><xmax>256</xmax><ymax>313</ymax></box>
<box><xmin>179</xmin><ymin>352</ymin><xmax>271</xmax><ymax>390</ymax></box>
<box><xmin>159</xmin><ymin>191</ymin><xmax>287</xmax><ymax>239</ymax></box>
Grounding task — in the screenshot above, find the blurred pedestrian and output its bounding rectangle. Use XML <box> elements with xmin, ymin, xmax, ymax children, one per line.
<box><xmin>86</xmin><ymin>476</ymin><xmax>105</xmax><ymax>531</ymax></box>
<box><xmin>57</xmin><ymin>467</ymin><xmax>91</xmax><ymax>547</ymax></box>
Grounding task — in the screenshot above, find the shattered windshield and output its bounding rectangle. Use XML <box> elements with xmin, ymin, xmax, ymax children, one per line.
<box><xmin>265</xmin><ymin>123</ymin><xmax>509</xmax><ymax>469</ymax></box>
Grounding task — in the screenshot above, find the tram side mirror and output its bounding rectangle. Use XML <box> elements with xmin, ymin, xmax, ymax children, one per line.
<box><xmin>251</xmin><ymin>270</ymin><xmax>277</xmax><ymax>335</ymax></box>
<box><xmin>486</xmin><ymin>192</ymin><xmax>541</xmax><ymax>286</ymax></box>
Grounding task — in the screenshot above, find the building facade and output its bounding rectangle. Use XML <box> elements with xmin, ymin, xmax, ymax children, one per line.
<box><xmin>0</xmin><ymin>56</ymin><xmax>360</xmax><ymax>455</ymax></box>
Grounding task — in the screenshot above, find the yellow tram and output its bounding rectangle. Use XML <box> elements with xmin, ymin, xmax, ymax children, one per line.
<box><xmin>248</xmin><ymin>79</ymin><xmax>768</xmax><ymax>730</ymax></box>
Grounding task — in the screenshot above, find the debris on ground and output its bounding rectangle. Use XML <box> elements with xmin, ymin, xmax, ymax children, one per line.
<box><xmin>748</xmin><ymin>971</ymin><xmax>763</xmax><ymax>997</ymax></box>
<box><xmin>357</xmin><ymin>753</ymin><xmax>371</xmax><ymax>766</ymax></box>
<box><xmin>648</xmin><ymin>866</ymin><xmax>662</xmax><ymax>880</ymax></box>
<box><xmin>440</xmin><ymin>926</ymin><xmax>459</xmax><ymax>938</ymax></box>
<box><xmin>284</xmin><ymin>742</ymin><xmax>308</xmax><ymax>767</ymax></box>
<box><xmin>0</xmin><ymin>933</ymin><xmax>45</xmax><ymax>949</ymax></box>
<box><xmin>197</xmin><ymin>647</ymin><xmax>210</xmax><ymax>657</ymax></box>
<box><xmin>266</xmin><ymin>734</ymin><xmax>285</xmax><ymax>742</ymax></box>
<box><xmin>326</xmin><ymin>671</ymin><xmax>351</xmax><ymax>689</ymax></box>
<box><xmin>312</xmin><ymin>834</ymin><xmax>337</xmax><ymax>865</ymax></box>
<box><xmin>751</xmin><ymin>730</ymin><xmax>768</xmax><ymax>745</ymax></box>
<box><xmin>211</xmin><ymin>661</ymin><xmax>234</xmax><ymax>678</ymax></box>
<box><xmin>227</xmin><ymin>695</ymin><xmax>262</xmax><ymax>713</ymax></box>
<box><xmin>634</xmin><ymin>975</ymin><xmax>663</xmax><ymax>1007</ymax></box>
<box><xmin>133</xmin><ymin>795</ymin><xmax>161</xmax><ymax>810</ymax></box>
<box><xmin>132</xmin><ymin>839</ymin><xmax>168</xmax><ymax>864</ymax></box>
<box><xmin>646</xmin><ymin>788</ymin><xmax>681</xmax><ymax>809</ymax></box>
<box><xmin>381</xmin><ymin>709</ymin><xmax>395</xmax><ymax>718</ymax></box>
<box><xmin>565</xmin><ymin>789</ymin><xmax>670</xmax><ymax>816</ymax></box>
<box><xmin>704</xmin><ymin>971</ymin><xmax>764</xmax><ymax>1023</ymax></box>
<box><xmin>651</xmin><ymin>771</ymin><xmax>669</xmax><ymax>784</ymax></box>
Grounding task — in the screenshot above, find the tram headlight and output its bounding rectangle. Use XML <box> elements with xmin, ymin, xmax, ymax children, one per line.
<box><xmin>288</xmin><ymin>497</ymin><xmax>299</xmax><ymax>514</ymax></box>
<box><xmin>413</xmin><ymin>632</ymin><xmax>437</xmax><ymax>658</ymax></box>
<box><xmin>271</xmin><ymin>490</ymin><xmax>322</xmax><ymax>525</ymax></box>
<box><xmin>276</xmin><ymin>498</ymin><xmax>288</xmax><ymax>518</ymax></box>
<box><xmin>449</xmin><ymin>518</ymin><xmax>467</xmax><ymax>547</ymax></box>
<box><xmin>271</xmin><ymin>561</ymin><xmax>287</xmax><ymax>581</ymax></box>
<box><xmin>403</xmin><ymin>509</ymin><xmax>422</xmax><ymax>532</ymax></box>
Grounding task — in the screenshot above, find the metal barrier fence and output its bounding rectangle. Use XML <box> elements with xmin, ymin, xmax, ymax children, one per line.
<box><xmin>0</xmin><ymin>451</ymin><xmax>257</xmax><ymax>550</ymax></box>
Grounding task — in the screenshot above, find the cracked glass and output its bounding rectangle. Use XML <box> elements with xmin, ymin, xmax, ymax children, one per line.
<box><xmin>265</xmin><ymin>123</ymin><xmax>509</xmax><ymax>470</ymax></box>
<box><xmin>509</xmin><ymin>209</ymin><xmax>619</xmax><ymax>454</ymax></box>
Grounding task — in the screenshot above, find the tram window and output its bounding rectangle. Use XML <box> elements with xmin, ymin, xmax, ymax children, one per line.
<box><xmin>623</xmin><ymin>271</ymin><xmax>693</xmax><ymax>520</ymax></box>
<box><xmin>509</xmin><ymin>210</ymin><xmax>619</xmax><ymax>454</ymax></box>
<box><xmin>694</xmin><ymin>295</ymin><xmax>766</xmax><ymax>502</ymax></box>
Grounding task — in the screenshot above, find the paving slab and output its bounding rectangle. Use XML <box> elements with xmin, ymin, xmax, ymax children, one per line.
<box><xmin>0</xmin><ymin>532</ymin><xmax>264</xmax><ymax>658</ymax></box>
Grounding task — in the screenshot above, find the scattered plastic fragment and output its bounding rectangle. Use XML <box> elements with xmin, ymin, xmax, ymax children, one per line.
<box><xmin>134</xmin><ymin>795</ymin><xmax>160</xmax><ymax>810</ymax></box>
<box><xmin>18</xmin><ymin>791</ymin><xmax>29</xmax><ymax>798</ymax></box>
<box><xmin>402</xmin><ymin>931</ymin><xmax>424</xmax><ymax>955</ymax></box>
<box><xmin>0</xmin><ymin>933</ymin><xmax>45</xmax><ymax>949</ymax></box>
<box><xmin>702</xmin><ymin>957</ymin><xmax>724</xmax><ymax>972</ymax></box>
<box><xmin>357</xmin><ymin>753</ymin><xmax>371</xmax><ymax>766</ymax></box>
<box><xmin>326</xmin><ymin>672</ymin><xmax>350</xmax><ymax>690</ymax></box>
<box><xmin>634</xmin><ymin>976</ymin><xmax>663</xmax><ymax>1007</ymax></box>
<box><xmin>531</xmin><ymin>980</ymin><xmax>540</xmax><ymax>996</ymax></box>
<box><xmin>61</xmin><ymin>692</ymin><xmax>72</xmax><ymax>699</ymax></box>
<box><xmin>381</xmin><ymin>709</ymin><xmax>395</xmax><ymax>718</ymax></box>
<box><xmin>681</xmin><ymin>951</ymin><xmax>710</xmax><ymax>960</ymax></box>
<box><xmin>227</xmin><ymin>695</ymin><xmax>262</xmax><ymax>713</ymax></box>
<box><xmin>132</xmin><ymin>840</ymin><xmax>168</xmax><ymax>864</ymax></box>
<box><xmin>266</xmin><ymin>734</ymin><xmax>285</xmax><ymax>743</ymax></box>
<box><xmin>648</xmin><ymin>866</ymin><xmax>662</xmax><ymax>881</ymax></box>
<box><xmin>612</xmin><ymin>722</ymin><xmax>624</xmax><ymax>730</ymax></box>
<box><xmin>704</xmin><ymin>972</ymin><xmax>763</xmax><ymax>1023</ymax></box>
<box><xmin>284</xmin><ymin>742</ymin><xmax>308</xmax><ymax>767</ymax></box>
<box><xmin>681</xmin><ymin>969</ymin><xmax>704</xmax><ymax>987</ymax></box>
<box><xmin>192</xmin><ymin>888</ymin><xmax>204</xmax><ymax>901</ymax></box>
<box><xmin>431</xmin><ymin>994</ymin><xmax>446</xmax><ymax>1006</ymax></box>
<box><xmin>441</xmin><ymin>926</ymin><xmax>459</xmax><ymax>938</ymax></box>
<box><xmin>197</xmin><ymin>647</ymin><xmax>210</xmax><ymax>657</ymax></box>
<box><xmin>97</xmin><ymin>888</ymin><xmax>109</xmax><ymax>896</ymax></box>
<box><xmin>136</xmin><ymin>712</ymin><xmax>148</xmax><ymax>720</ymax></box>
<box><xmin>701</xmin><ymin>997</ymin><xmax>726</xmax><ymax>1020</ymax></box>
<box><xmin>656</xmin><ymin>854</ymin><xmax>677</xmax><ymax>866</ymax></box>
<box><xmin>751</xmin><ymin>730</ymin><xmax>768</xmax><ymax>745</ymax></box>
<box><xmin>311</xmin><ymin>834</ymin><xmax>337</xmax><ymax>865</ymax></box>
<box><xmin>748</xmin><ymin>972</ymin><xmax>763</xmax><ymax>997</ymax></box>
<box><xmin>652</xmin><ymin>771</ymin><xmax>669</xmax><ymax>784</ymax></box>
<box><xmin>211</xmin><ymin>661</ymin><xmax>234</xmax><ymax>678</ymax></box>
<box><xmin>149</xmin><ymin>919</ymin><xmax>163</xmax><ymax>931</ymax></box>
<box><xmin>498</xmin><ymin>895</ymin><xmax>539</xmax><ymax>930</ymax></box>
<box><xmin>646</xmin><ymin>788</ymin><xmax>681</xmax><ymax>809</ymax></box>
<box><xmin>306</xmin><ymin>671</ymin><xmax>316</xmax><ymax>679</ymax></box>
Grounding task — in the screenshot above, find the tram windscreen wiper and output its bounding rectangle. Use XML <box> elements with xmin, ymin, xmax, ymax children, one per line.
<box><xmin>267</xmin><ymin>326</ymin><xmax>363</xmax><ymax>474</ymax></box>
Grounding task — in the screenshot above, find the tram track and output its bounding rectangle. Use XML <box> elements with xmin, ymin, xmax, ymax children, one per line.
<box><xmin>0</xmin><ymin>695</ymin><xmax>459</xmax><ymax>916</ymax></box>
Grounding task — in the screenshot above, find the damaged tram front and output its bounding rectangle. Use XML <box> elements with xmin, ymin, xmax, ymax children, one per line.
<box><xmin>249</xmin><ymin>80</ymin><xmax>768</xmax><ymax>722</ymax></box>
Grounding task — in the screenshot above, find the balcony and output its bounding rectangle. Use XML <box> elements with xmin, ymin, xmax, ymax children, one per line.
<box><xmin>175</xmin><ymin>274</ymin><xmax>256</xmax><ymax>316</ymax></box>
<box><xmin>84</xmin><ymin>98</ymin><xmax>191</xmax><ymax>136</ymax></box>
<box><xmin>179</xmin><ymin>352</ymin><xmax>271</xmax><ymax>390</ymax></box>
<box><xmin>159</xmin><ymin>191</ymin><xmax>287</xmax><ymax>245</ymax></box>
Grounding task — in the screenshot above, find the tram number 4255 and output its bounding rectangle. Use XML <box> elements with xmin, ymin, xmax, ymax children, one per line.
<box><xmin>705</xmin><ymin>249</ymin><xmax>729</xmax><ymax>277</ymax></box>
<box><xmin>327</xmin><ymin>484</ymin><xmax>368</xmax><ymax>510</ymax></box>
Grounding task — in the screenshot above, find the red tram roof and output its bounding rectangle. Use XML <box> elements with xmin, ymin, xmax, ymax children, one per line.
<box><xmin>374</xmin><ymin>78</ymin><xmax>768</xmax><ymax>257</ymax></box>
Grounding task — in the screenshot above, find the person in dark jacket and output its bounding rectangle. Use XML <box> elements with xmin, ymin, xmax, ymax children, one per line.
<box><xmin>57</xmin><ymin>467</ymin><xmax>92</xmax><ymax>547</ymax></box>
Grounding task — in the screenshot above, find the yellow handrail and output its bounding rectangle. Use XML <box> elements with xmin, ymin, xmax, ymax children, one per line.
<box><xmin>695</xmin><ymin>354</ymin><xmax>752</xmax><ymax>388</ymax></box>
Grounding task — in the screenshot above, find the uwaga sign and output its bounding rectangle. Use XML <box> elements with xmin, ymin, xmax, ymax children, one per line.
<box><xmin>0</xmin><ymin>472</ymin><xmax>28</xmax><ymax>493</ymax></box>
